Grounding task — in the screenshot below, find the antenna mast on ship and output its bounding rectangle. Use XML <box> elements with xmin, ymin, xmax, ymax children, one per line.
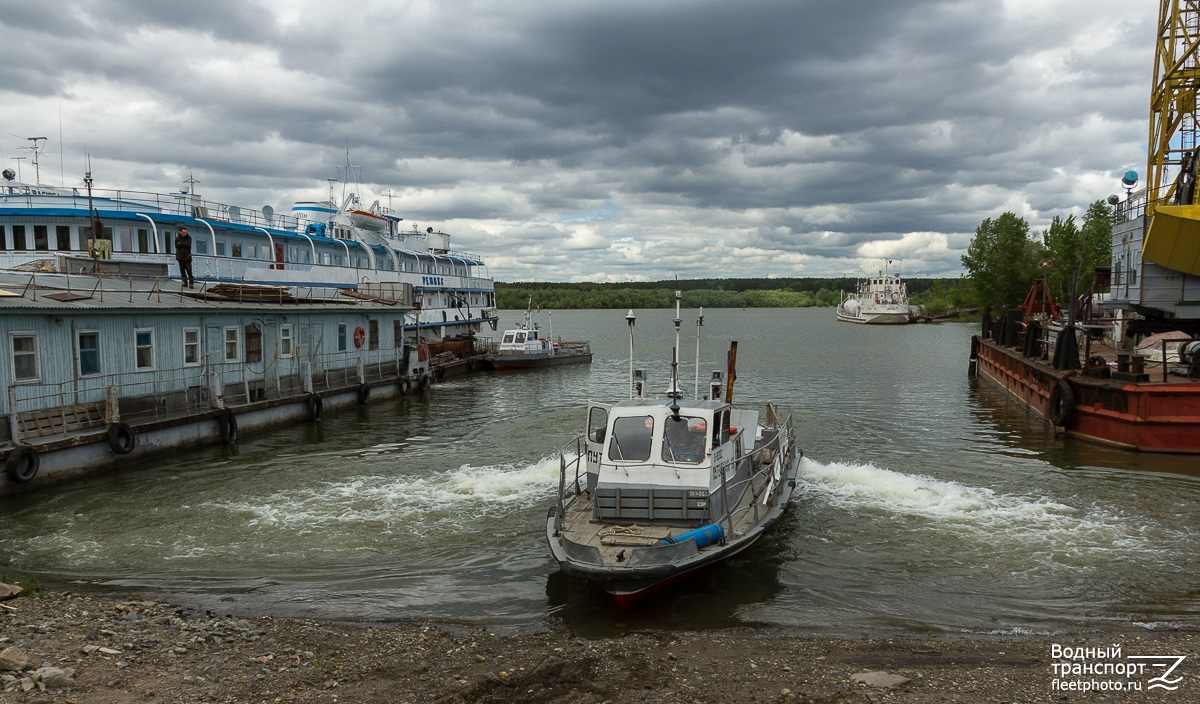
<box><xmin>20</xmin><ymin>137</ymin><xmax>46</xmax><ymax>185</ymax></box>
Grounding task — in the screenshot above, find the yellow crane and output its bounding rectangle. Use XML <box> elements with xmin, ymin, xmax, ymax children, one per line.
<box><xmin>1143</xmin><ymin>0</ymin><xmax>1200</xmax><ymax>275</ymax></box>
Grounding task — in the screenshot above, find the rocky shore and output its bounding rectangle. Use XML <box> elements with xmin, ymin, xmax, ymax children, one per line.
<box><xmin>2</xmin><ymin>586</ymin><xmax>1197</xmax><ymax>703</ymax></box>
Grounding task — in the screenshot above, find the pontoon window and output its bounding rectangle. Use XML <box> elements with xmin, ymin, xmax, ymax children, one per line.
<box><xmin>183</xmin><ymin>327</ymin><xmax>201</xmax><ymax>366</ymax></box>
<box><xmin>10</xmin><ymin>333</ymin><xmax>39</xmax><ymax>383</ymax></box>
<box><xmin>77</xmin><ymin>330</ymin><xmax>101</xmax><ymax>377</ymax></box>
<box><xmin>607</xmin><ymin>415</ymin><xmax>654</xmax><ymax>462</ymax></box>
<box><xmin>134</xmin><ymin>328</ymin><xmax>155</xmax><ymax>371</ymax></box>
<box><xmin>662</xmin><ymin>416</ymin><xmax>707</xmax><ymax>464</ymax></box>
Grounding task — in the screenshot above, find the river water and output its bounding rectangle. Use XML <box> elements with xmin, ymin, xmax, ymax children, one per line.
<box><xmin>2</xmin><ymin>307</ymin><xmax>1200</xmax><ymax>637</ymax></box>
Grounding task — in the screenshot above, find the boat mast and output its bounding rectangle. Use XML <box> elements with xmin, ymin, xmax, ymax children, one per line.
<box><xmin>668</xmin><ymin>290</ymin><xmax>682</xmax><ymax>400</ymax></box>
<box><xmin>625</xmin><ymin>309</ymin><xmax>636</xmax><ymax>399</ymax></box>
<box><xmin>693</xmin><ymin>306</ymin><xmax>704</xmax><ymax>399</ymax></box>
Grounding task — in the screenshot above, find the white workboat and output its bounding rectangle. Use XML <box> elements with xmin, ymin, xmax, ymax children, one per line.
<box><xmin>836</xmin><ymin>265</ymin><xmax>912</xmax><ymax>324</ymax></box>
<box><xmin>546</xmin><ymin>297</ymin><xmax>801</xmax><ymax>606</ymax></box>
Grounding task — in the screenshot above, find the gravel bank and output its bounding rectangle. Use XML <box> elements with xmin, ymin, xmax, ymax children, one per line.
<box><xmin>2</xmin><ymin>589</ymin><xmax>1197</xmax><ymax>703</ymax></box>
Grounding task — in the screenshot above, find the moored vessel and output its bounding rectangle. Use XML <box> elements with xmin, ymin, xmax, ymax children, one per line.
<box><xmin>546</xmin><ymin>295</ymin><xmax>800</xmax><ymax>606</ymax></box>
<box><xmin>968</xmin><ymin>1</ymin><xmax>1200</xmax><ymax>454</ymax></box>
<box><xmin>485</xmin><ymin>301</ymin><xmax>591</xmax><ymax>371</ymax></box>
<box><xmin>0</xmin><ymin>146</ymin><xmax>497</xmax><ymax>494</ymax></box>
<box><xmin>836</xmin><ymin>263</ymin><xmax>912</xmax><ymax>324</ymax></box>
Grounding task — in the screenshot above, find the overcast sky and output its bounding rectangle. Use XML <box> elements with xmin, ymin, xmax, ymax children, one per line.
<box><xmin>0</xmin><ymin>1</ymin><xmax>1153</xmax><ymax>282</ymax></box>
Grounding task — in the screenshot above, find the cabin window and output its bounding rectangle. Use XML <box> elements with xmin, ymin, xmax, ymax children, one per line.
<box><xmin>368</xmin><ymin>320</ymin><xmax>379</xmax><ymax>350</ymax></box>
<box><xmin>719</xmin><ymin>410</ymin><xmax>731</xmax><ymax>444</ymax></box>
<box><xmin>607</xmin><ymin>415</ymin><xmax>654</xmax><ymax>462</ymax></box>
<box><xmin>216</xmin><ymin>242</ymin><xmax>225</xmax><ymax>256</ymax></box>
<box><xmin>134</xmin><ymin>328</ymin><xmax>155</xmax><ymax>371</ymax></box>
<box><xmin>137</xmin><ymin>228</ymin><xmax>149</xmax><ymax>253</ymax></box>
<box><xmin>232</xmin><ymin>242</ymin><xmax>242</xmax><ymax>258</ymax></box>
<box><xmin>183</xmin><ymin>327</ymin><xmax>202</xmax><ymax>366</ymax></box>
<box><xmin>662</xmin><ymin>416</ymin><xmax>706</xmax><ymax>464</ymax></box>
<box><xmin>502</xmin><ymin>332</ymin><xmax>515</xmax><ymax>345</ymax></box>
<box><xmin>10</xmin><ymin>332</ymin><xmax>39</xmax><ymax>383</ymax></box>
<box><xmin>34</xmin><ymin>225</ymin><xmax>49</xmax><ymax>251</ymax></box>
<box><xmin>13</xmin><ymin>225</ymin><xmax>27</xmax><ymax>250</ymax></box>
<box><xmin>280</xmin><ymin>325</ymin><xmax>294</xmax><ymax>357</ymax></box>
<box><xmin>588</xmin><ymin>407</ymin><xmax>609</xmax><ymax>443</ymax></box>
<box><xmin>56</xmin><ymin>225</ymin><xmax>71</xmax><ymax>250</ymax></box>
<box><xmin>118</xmin><ymin>227</ymin><xmax>132</xmax><ymax>252</ymax></box>
<box><xmin>337</xmin><ymin>323</ymin><xmax>348</xmax><ymax>352</ymax></box>
<box><xmin>223</xmin><ymin>326</ymin><xmax>241</xmax><ymax>362</ymax></box>
<box><xmin>515</xmin><ymin>332</ymin><xmax>527</xmax><ymax>344</ymax></box>
<box><xmin>245</xmin><ymin>323</ymin><xmax>263</xmax><ymax>363</ymax></box>
<box><xmin>0</xmin><ymin>226</ymin><xmax>6</xmax><ymax>250</ymax></box>
<box><xmin>196</xmin><ymin>240</ymin><xmax>207</xmax><ymax>255</ymax></box>
<box><xmin>77</xmin><ymin>330</ymin><xmax>101</xmax><ymax>377</ymax></box>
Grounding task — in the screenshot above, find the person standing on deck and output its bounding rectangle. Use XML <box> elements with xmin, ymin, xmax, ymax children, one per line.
<box><xmin>175</xmin><ymin>226</ymin><xmax>194</xmax><ymax>288</ymax></box>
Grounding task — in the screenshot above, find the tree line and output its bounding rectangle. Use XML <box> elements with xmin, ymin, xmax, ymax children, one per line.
<box><xmin>494</xmin><ymin>198</ymin><xmax>1115</xmax><ymax>315</ymax></box>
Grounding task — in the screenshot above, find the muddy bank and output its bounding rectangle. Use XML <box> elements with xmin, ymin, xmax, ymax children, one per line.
<box><xmin>1</xmin><ymin>589</ymin><xmax>1197</xmax><ymax>703</ymax></box>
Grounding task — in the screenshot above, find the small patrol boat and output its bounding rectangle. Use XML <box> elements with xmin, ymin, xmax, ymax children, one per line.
<box><xmin>486</xmin><ymin>300</ymin><xmax>591</xmax><ymax>370</ymax></box>
<box><xmin>546</xmin><ymin>295</ymin><xmax>801</xmax><ymax>606</ymax></box>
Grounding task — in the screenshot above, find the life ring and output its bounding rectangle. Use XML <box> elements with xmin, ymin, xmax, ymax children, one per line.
<box><xmin>399</xmin><ymin>378</ymin><xmax>411</xmax><ymax>395</ymax></box>
<box><xmin>357</xmin><ymin>383</ymin><xmax>371</xmax><ymax>405</ymax></box>
<box><xmin>306</xmin><ymin>394</ymin><xmax>324</xmax><ymax>422</ymax></box>
<box><xmin>217</xmin><ymin>410</ymin><xmax>238</xmax><ymax>445</ymax></box>
<box><xmin>5</xmin><ymin>445</ymin><xmax>39</xmax><ymax>482</ymax></box>
<box><xmin>1047</xmin><ymin>379</ymin><xmax>1075</xmax><ymax>427</ymax></box>
<box><xmin>106</xmin><ymin>422</ymin><xmax>136</xmax><ymax>455</ymax></box>
<box><xmin>353</xmin><ymin>326</ymin><xmax>366</xmax><ymax>348</ymax></box>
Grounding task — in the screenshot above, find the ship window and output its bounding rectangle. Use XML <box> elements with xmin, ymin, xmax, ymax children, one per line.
<box><xmin>232</xmin><ymin>242</ymin><xmax>242</xmax><ymax>258</ymax></box>
<box><xmin>196</xmin><ymin>240</ymin><xmax>207</xmax><ymax>255</ymax></box>
<box><xmin>216</xmin><ymin>242</ymin><xmax>225</xmax><ymax>256</ymax></box>
<box><xmin>223</xmin><ymin>326</ymin><xmax>240</xmax><ymax>362</ymax></box>
<box><xmin>607</xmin><ymin>415</ymin><xmax>654</xmax><ymax>462</ymax></box>
<box><xmin>337</xmin><ymin>323</ymin><xmax>348</xmax><ymax>352</ymax></box>
<box><xmin>10</xmin><ymin>332</ymin><xmax>39</xmax><ymax>383</ymax></box>
<box><xmin>0</xmin><ymin>225</ymin><xmax>6</xmax><ymax>250</ymax></box>
<box><xmin>183</xmin><ymin>327</ymin><xmax>201</xmax><ymax>366</ymax></box>
<box><xmin>588</xmin><ymin>406</ymin><xmax>609</xmax><ymax>443</ymax></box>
<box><xmin>56</xmin><ymin>225</ymin><xmax>71</xmax><ymax>250</ymax></box>
<box><xmin>245</xmin><ymin>323</ymin><xmax>263</xmax><ymax>363</ymax></box>
<box><xmin>515</xmin><ymin>332</ymin><xmax>527</xmax><ymax>344</ymax></box>
<box><xmin>719</xmin><ymin>410</ymin><xmax>731</xmax><ymax>443</ymax></box>
<box><xmin>368</xmin><ymin>320</ymin><xmax>379</xmax><ymax>350</ymax></box>
<box><xmin>77</xmin><ymin>330</ymin><xmax>101</xmax><ymax>377</ymax></box>
<box><xmin>134</xmin><ymin>328</ymin><xmax>155</xmax><ymax>371</ymax></box>
<box><xmin>502</xmin><ymin>332</ymin><xmax>515</xmax><ymax>344</ymax></box>
<box><xmin>663</xmin><ymin>416</ymin><xmax>707</xmax><ymax>464</ymax></box>
<box><xmin>280</xmin><ymin>325</ymin><xmax>294</xmax><ymax>357</ymax></box>
<box><xmin>13</xmin><ymin>225</ymin><xmax>26</xmax><ymax>250</ymax></box>
<box><xmin>137</xmin><ymin>228</ymin><xmax>149</xmax><ymax>253</ymax></box>
<box><xmin>34</xmin><ymin>225</ymin><xmax>49</xmax><ymax>250</ymax></box>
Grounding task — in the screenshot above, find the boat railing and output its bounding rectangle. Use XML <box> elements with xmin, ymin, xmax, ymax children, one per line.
<box><xmin>711</xmin><ymin>407</ymin><xmax>797</xmax><ymax>539</ymax></box>
<box><xmin>554</xmin><ymin>434</ymin><xmax>588</xmax><ymax>535</ymax></box>
<box><xmin>2</xmin><ymin>340</ymin><xmax>423</xmax><ymax>446</ymax></box>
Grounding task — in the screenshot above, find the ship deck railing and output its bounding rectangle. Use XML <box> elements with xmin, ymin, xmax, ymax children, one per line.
<box><xmin>1</xmin><ymin>343</ymin><xmax>419</xmax><ymax>448</ymax></box>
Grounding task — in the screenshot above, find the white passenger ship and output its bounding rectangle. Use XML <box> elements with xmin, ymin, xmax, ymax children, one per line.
<box><xmin>836</xmin><ymin>264</ymin><xmax>913</xmax><ymax>324</ymax></box>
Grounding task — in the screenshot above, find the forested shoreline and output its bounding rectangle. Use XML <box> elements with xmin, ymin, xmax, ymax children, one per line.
<box><xmin>495</xmin><ymin>277</ymin><xmax>969</xmax><ymax>314</ymax></box>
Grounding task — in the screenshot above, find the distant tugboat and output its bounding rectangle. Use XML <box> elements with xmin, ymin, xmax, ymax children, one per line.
<box><xmin>486</xmin><ymin>301</ymin><xmax>591</xmax><ymax>371</ymax></box>
<box><xmin>547</xmin><ymin>295</ymin><xmax>800</xmax><ymax>606</ymax></box>
<box><xmin>836</xmin><ymin>263</ymin><xmax>912</xmax><ymax>324</ymax></box>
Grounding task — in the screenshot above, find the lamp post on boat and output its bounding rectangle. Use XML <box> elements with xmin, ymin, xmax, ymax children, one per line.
<box><xmin>694</xmin><ymin>306</ymin><xmax>704</xmax><ymax>400</ymax></box>
<box><xmin>625</xmin><ymin>309</ymin><xmax>636</xmax><ymax>399</ymax></box>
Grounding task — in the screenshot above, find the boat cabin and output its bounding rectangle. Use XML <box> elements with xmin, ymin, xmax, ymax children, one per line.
<box><xmin>582</xmin><ymin>399</ymin><xmax>760</xmax><ymax>526</ymax></box>
<box><xmin>497</xmin><ymin>325</ymin><xmax>551</xmax><ymax>355</ymax></box>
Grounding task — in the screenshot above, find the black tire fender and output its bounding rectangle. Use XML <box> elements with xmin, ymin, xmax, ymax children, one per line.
<box><xmin>357</xmin><ymin>383</ymin><xmax>371</xmax><ymax>405</ymax></box>
<box><xmin>1047</xmin><ymin>379</ymin><xmax>1076</xmax><ymax>427</ymax></box>
<box><xmin>5</xmin><ymin>445</ymin><xmax>39</xmax><ymax>482</ymax></box>
<box><xmin>106</xmin><ymin>422</ymin><xmax>136</xmax><ymax>455</ymax></box>
<box><xmin>306</xmin><ymin>394</ymin><xmax>324</xmax><ymax>422</ymax></box>
<box><xmin>399</xmin><ymin>378</ymin><xmax>411</xmax><ymax>395</ymax></box>
<box><xmin>218</xmin><ymin>410</ymin><xmax>238</xmax><ymax>445</ymax></box>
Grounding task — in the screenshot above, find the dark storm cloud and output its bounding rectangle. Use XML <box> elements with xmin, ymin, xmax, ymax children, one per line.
<box><xmin>0</xmin><ymin>0</ymin><xmax>1156</xmax><ymax>280</ymax></box>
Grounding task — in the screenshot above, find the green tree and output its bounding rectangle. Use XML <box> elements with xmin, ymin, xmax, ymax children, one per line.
<box><xmin>961</xmin><ymin>212</ymin><xmax>1041</xmax><ymax>313</ymax></box>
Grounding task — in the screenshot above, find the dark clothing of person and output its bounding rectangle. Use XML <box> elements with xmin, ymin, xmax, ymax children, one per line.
<box><xmin>175</xmin><ymin>230</ymin><xmax>194</xmax><ymax>288</ymax></box>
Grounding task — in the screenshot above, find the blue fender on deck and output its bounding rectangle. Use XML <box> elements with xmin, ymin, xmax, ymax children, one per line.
<box><xmin>658</xmin><ymin>523</ymin><xmax>724</xmax><ymax>549</ymax></box>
